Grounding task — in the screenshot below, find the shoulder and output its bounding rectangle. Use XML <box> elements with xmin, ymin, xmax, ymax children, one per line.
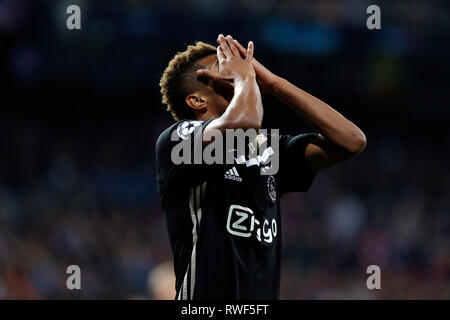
<box><xmin>157</xmin><ymin>119</ymin><xmax>205</xmax><ymax>144</ymax></box>
<box><xmin>156</xmin><ymin>121</ymin><xmax>179</xmax><ymax>151</ymax></box>
<box><xmin>278</xmin><ymin>132</ymin><xmax>319</xmax><ymax>149</ymax></box>
<box><xmin>155</xmin><ymin>119</ymin><xmax>207</xmax><ymax>155</ymax></box>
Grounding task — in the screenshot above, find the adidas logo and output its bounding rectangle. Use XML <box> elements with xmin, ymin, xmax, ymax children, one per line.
<box><xmin>224</xmin><ymin>167</ymin><xmax>242</xmax><ymax>182</ymax></box>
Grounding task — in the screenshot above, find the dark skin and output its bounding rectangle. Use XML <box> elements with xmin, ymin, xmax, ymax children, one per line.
<box><xmin>185</xmin><ymin>34</ymin><xmax>366</xmax><ymax>172</ymax></box>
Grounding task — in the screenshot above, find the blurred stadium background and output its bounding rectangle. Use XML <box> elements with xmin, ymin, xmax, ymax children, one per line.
<box><xmin>0</xmin><ymin>0</ymin><xmax>449</xmax><ymax>299</ymax></box>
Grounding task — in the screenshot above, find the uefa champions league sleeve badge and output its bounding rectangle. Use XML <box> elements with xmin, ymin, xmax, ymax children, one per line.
<box><xmin>176</xmin><ymin>120</ymin><xmax>203</xmax><ymax>140</ymax></box>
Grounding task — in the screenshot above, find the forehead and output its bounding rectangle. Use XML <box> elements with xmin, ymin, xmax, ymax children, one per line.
<box><xmin>198</xmin><ymin>53</ymin><xmax>217</xmax><ymax>67</ymax></box>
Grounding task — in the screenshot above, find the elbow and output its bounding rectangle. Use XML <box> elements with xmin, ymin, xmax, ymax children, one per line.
<box><xmin>346</xmin><ymin>132</ymin><xmax>367</xmax><ymax>156</ymax></box>
<box><xmin>226</xmin><ymin>113</ymin><xmax>262</xmax><ymax>131</ymax></box>
<box><xmin>239</xmin><ymin>116</ymin><xmax>262</xmax><ymax>130</ymax></box>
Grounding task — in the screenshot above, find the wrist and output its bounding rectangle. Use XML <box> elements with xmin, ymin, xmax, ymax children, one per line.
<box><xmin>234</xmin><ymin>74</ymin><xmax>257</xmax><ymax>87</ymax></box>
<box><xmin>235</xmin><ymin>73</ymin><xmax>256</xmax><ymax>82</ymax></box>
<box><xmin>268</xmin><ymin>76</ymin><xmax>286</xmax><ymax>96</ymax></box>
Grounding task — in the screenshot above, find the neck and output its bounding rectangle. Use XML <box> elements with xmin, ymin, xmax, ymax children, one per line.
<box><xmin>196</xmin><ymin>111</ymin><xmax>219</xmax><ymax>122</ymax></box>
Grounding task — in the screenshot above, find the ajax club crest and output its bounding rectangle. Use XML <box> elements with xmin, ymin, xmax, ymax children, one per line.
<box><xmin>267</xmin><ymin>176</ymin><xmax>276</xmax><ymax>202</ymax></box>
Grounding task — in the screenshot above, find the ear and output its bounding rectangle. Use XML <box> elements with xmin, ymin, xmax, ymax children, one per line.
<box><xmin>186</xmin><ymin>93</ymin><xmax>207</xmax><ymax>111</ymax></box>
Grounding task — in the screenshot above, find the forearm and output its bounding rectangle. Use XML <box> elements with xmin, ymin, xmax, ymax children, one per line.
<box><xmin>222</xmin><ymin>75</ymin><xmax>263</xmax><ymax>129</ymax></box>
<box><xmin>272</xmin><ymin>77</ymin><xmax>366</xmax><ymax>154</ymax></box>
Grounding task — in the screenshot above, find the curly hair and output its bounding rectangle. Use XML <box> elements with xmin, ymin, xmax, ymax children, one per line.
<box><xmin>159</xmin><ymin>41</ymin><xmax>216</xmax><ymax>121</ymax></box>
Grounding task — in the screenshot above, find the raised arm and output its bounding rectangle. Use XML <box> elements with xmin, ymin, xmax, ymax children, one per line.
<box><xmin>233</xmin><ymin>39</ymin><xmax>367</xmax><ymax>171</ymax></box>
<box><xmin>197</xmin><ymin>35</ymin><xmax>263</xmax><ymax>133</ymax></box>
<box><xmin>273</xmin><ymin>78</ymin><xmax>367</xmax><ymax>171</ymax></box>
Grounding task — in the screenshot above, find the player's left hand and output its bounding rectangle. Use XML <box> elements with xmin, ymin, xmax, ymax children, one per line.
<box><xmin>231</xmin><ymin>39</ymin><xmax>281</xmax><ymax>95</ymax></box>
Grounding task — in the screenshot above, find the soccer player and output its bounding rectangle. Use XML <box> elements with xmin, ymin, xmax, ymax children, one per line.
<box><xmin>156</xmin><ymin>34</ymin><xmax>366</xmax><ymax>300</ymax></box>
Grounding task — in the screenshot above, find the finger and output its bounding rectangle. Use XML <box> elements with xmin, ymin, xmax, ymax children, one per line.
<box><xmin>216</xmin><ymin>45</ymin><xmax>225</xmax><ymax>62</ymax></box>
<box><xmin>246</xmin><ymin>41</ymin><xmax>254</xmax><ymax>61</ymax></box>
<box><xmin>226</xmin><ymin>35</ymin><xmax>239</xmax><ymax>56</ymax></box>
<box><xmin>233</xmin><ymin>39</ymin><xmax>247</xmax><ymax>59</ymax></box>
<box><xmin>218</xmin><ymin>34</ymin><xmax>233</xmax><ymax>58</ymax></box>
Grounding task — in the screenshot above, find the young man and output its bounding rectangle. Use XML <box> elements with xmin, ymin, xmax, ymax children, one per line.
<box><xmin>156</xmin><ymin>34</ymin><xmax>366</xmax><ymax>300</ymax></box>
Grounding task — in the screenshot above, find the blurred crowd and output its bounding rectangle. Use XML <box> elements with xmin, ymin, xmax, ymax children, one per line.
<box><xmin>0</xmin><ymin>0</ymin><xmax>449</xmax><ymax>299</ymax></box>
<box><xmin>281</xmin><ymin>136</ymin><xmax>450</xmax><ymax>299</ymax></box>
<box><xmin>0</xmin><ymin>117</ymin><xmax>449</xmax><ymax>299</ymax></box>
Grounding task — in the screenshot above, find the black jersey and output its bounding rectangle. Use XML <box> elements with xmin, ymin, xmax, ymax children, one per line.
<box><xmin>155</xmin><ymin>119</ymin><xmax>317</xmax><ymax>300</ymax></box>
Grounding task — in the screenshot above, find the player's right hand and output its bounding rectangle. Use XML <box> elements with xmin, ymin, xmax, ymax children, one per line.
<box><xmin>197</xmin><ymin>34</ymin><xmax>255</xmax><ymax>84</ymax></box>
